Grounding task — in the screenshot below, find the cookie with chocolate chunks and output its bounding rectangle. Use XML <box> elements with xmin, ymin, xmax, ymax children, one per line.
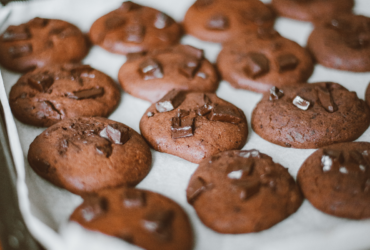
<box><xmin>217</xmin><ymin>29</ymin><xmax>313</xmax><ymax>93</ymax></box>
<box><xmin>89</xmin><ymin>1</ymin><xmax>182</xmax><ymax>55</ymax></box>
<box><xmin>28</xmin><ymin>117</ymin><xmax>152</xmax><ymax>194</ymax></box>
<box><xmin>140</xmin><ymin>91</ymin><xmax>248</xmax><ymax>163</ymax></box>
<box><xmin>183</xmin><ymin>0</ymin><xmax>275</xmax><ymax>43</ymax></box>
<box><xmin>9</xmin><ymin>64</ymin><xmax>120</xmax><ymax>127</ymax></box>
<box><xmin>252</xmin><ymin>82</ymin><xmax>370</xmax><ymax>148</ymax></box>
<box><xmin>307</xmin><ymin>15</ymin><xmax>370</xmax><ymax>72</ymax></box>
<box><xmin>0</xmin><ymin>18</ymin><xmax>88</xmax><ymax>72</ymax></box>
<box><xmin>70</xmin><ymin>187</ymin><xmax>193</xmax><ymax>250</ymax></box>
<box><xmin>119</xmin><ymin>44</ymin><xmax>219</xmax><ymax>103</ymax></box>
<box><xmin>298</xmin><ymin>142</ymin><xmax>370</xmax><ymax>219</ymax></box>
<box><xmin>186</xmin><ymin>150</ymin><xmax>303</xmax><ymax>233</ymax></box>
<box><xmin>271</xmin><ymin>0</ymin><xmax>354</xmax><ymax>22</ymax></box>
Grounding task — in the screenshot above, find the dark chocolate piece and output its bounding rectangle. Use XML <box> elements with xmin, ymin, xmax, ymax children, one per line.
<box><xmin>125</xmin><ymin>24</ymin><xmax>146</xmax><ymax>43</ymax></box>
<box><xmin>8</xmin><ymin>43</ymin><xmax>32</xmax><ymax>58</ymax></box>
<box><xmin>244</xmin><ymin>52</ymin><xmax>270</xmax><ymax>79</ymax></box>
<box><xmin>324</xmin><ymin>149</ymin><xmax>345</xmax><ymax>163</ymax></box>
<box><xmin>316</xmin><ymin>86</ymin><xmax>338</xmax><ymax>113</ymax></box>
<box><xmin>292</xmin><ymin>96</ymin><xmax>310</xmax><ymax>110</ymax></box>
<box><xmin>99</xmin><ymin>125</ymin><xmax>130</xmax><ymax>145</ymax></box>
<box><xmin>226</xmin><ymin>158</ymin><xmax>254</xmax><ymax>180</ymax></box>
<box><xmin>232</xmin><ymin>178</ymin><xmax>261</xmax><ymax>200</ymax></box>
<box><xmin>175</xmin><ymin>45</ymin><xmax>204</xmax><ymax>60</ymax></box>
<box><xmin>28</xmin><ymin>73</ymin><xmax>54</xmax><ymax>93</ymax></box>
<box><xmin>2</xmin><ymin>25</ymin><xmax>31</xmax><ymax>42</ymax></box>
<box><xmin>154</xmin><ymin>12</ymin><xmax>172</xmax><ymax>29</ymax></box>
<box><xmin>139</xmin><ymin>58</ymin><xmax>164</xmax><ymax>80</ymax></box>
<box><xmin>187</xmin><ymin>177</ymin><xmax>209</xmax><ymax>204</ymax></box>
<box><xmin>208</xmin><ymin>105</ymin><xmax>241</xmax><ymax>124</ymax></box>
<box><xmin>176</xmin><ymin>109</ymin><xmax>190</xmax><ymax>118</ymax></box>
<box><xmin>349</xmin><ymin>150</ymin><xmax>368</xmax><ymax>170</ymax></box>
<box><xmin>238</xmin><ymin>149</ymin><xmax>261</xmax><ymax>159</ymax></box>
<box><xmin>197</xmin><ymin>94</ymin><xmax>213</xmax><ymax>116</ymax></box>
<box><xmin>95</xmin><ymin>143</ymin><xmax>113</xmax><ymax>158</ymax></box>
<box><xmin>80</xmin><ymin>196</ymin><xmax>108</xmax><ymax>222</ymax></box>
<box><xmin>155</xmin><ymin>89</ymin><xmax>186</xmax><ymax>112</ymax></box>
<box><xmin>105</xmin><ymin>16</ymin><xmax>126</xmax><ymax>30</ymax></box>
<box><xmin>206</xmin><ymin>14</ymin><xmax>229</xmax><ymax>30</ymax></box>
<box><xmin>179</xmin><ymin>58</ymin><xmax>201</xmax><ymax>79</ymax></box>
<box><xmin>171</xmin><ymin>116</ymin><xmax>194</xmax><ymax>139</ymax></box>
<box><xmin>321</xmin><ymin>149</ymin><xmax>344</xmax><ymax>172</ymax></box>
<box><xmin>277</xmin><ymin>54</ymin><xmax>299</xmax><ymax>72</ymax></box>
<box><xmin>269</xmin><ymin>86</ymin><xmax>284</xmax><ymax>101</ymax></box>
<box><xmin>70</xmin><ymin>65</ymin><xmax>94</xmax><ymax>76</ymax></box>
<box><xmin>122</xmin><ymin>189</ymin><xmax>146</xmax><ymax>208</ymax></box>
<box><xmin>142</xmin><ymin>210</ymin><xmax>174</xmax><ymax>241</ymax></box>
<box><xmin>68</xmin><ymin>87</ymin><xmax>104</xmax><ymax>100</ymax></box>
<box><xmin>126</xmin><ymin>51</ymin><xmax>146</xmax><ymax>61</ymax></box>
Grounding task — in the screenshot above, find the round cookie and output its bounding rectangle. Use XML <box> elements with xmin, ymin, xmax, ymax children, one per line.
<box><xmin>28</xmin><ymin>117</ymin><xmax>152</xmax><ymax>195</ymax></box>
<box><xmin>271</xmin><ymin>0</ymin><xmax>354</xmax><ymax>22</ymax></box>
<box><xmin>70</xmin><ymin>187</ymin><xmax>194</xmax><ymax>250</ymax></box>
<box><xmin>217</xmin><ymin>29</ymin><xmax>314</xmax><ymax>93</ymax></box>
<box><xmin>139</xmin><ymin>90</ymin><xmax>248</xmax><ymax>163</ymax></box>
<box><xmin>307</xmin><ymin>15</ymin><xmax>370</xmax><ymax>72</ymax></box>
<box><xmin>252</xmin><ymin>82</ymin><xmax>370</xmax><ymax>148</ymax></box>
<box><xmin>183</xmin><ymin>0</ymin><xmax>275</xmax><ymax>43</ymax></box>
<box><xmin>9</xmin><ymin>64</ymin><xmax>121</xmax><ymax>127</ymax></box>
<box><xmin>366</xmin><ymin>82</ymin><xmax>370</xmax><ymax>108</ymax></box>
<box><xmin>0</xmin><ymin>17</ymin><xmax>88</xmax><ymax>72</ymax></box>
<box><xmin>119</xmin><ymin>44</ymin><xmax>219</xmax><ymax>103</ymax></box>
<box><xmin>186</xmin><ymin>150</ymin><xmax>303</xmax><ymax>233</ymax></box>
<box><xmin>298</xmin><ymin>142</ymin><xmax>370</xmax><ymax>219</ymax></box>
<box><xmin>89</xmin><ymin>1</ymin><xmax>182</xmax><ymax>55</ymax></box>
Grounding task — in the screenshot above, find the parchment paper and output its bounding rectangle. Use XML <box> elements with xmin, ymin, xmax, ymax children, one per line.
<box><xmin>1</xmin><ymin>0</ymin><xmax>370</xmax><ymax>249</ymax></box>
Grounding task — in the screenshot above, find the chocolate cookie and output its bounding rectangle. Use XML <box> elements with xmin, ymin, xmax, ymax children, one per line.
<box><xmin>252</xmin><ymin>82</ymin><xmax>370</xmax><ymax>148</ymax></box>
<box><xmin>139</xmin><ymin>90</ymin><xmax>248</xmax><ymax>163</ymax></box>
<box><xmin>298</xmin><ymin>142</ymin><xmax>370</xmax><ymax>219</ymax></box>
<box><xmin>366</xmin><ymin>82</ymin><xmax>370</xmax><ymax>108</ymax></box>
<box><xmin>271</xmin><ymin>0</ymin><xmax>354</xmax><ymax>22</ymax></box>
<box><xmin>70</xmin><ymin>187</ymin><xmax>194</xmax><ymax>250</ymax></box>
<box><xmin>183</xmin><ymin>0</ymin><xmax>275</xmax><ymax>43</ymax></box>
<box><xmin>0</xmin><ymin>17</ymin><xmax>88</xmax><ymax>72</ymax></box>
<box><xmin>28</xmin><ymin>117</ymin><xmax>152</xmax><ymax>194</ymax></box>
<box><xmin>118</xmin><ymin>44</ymin><xmax>219</xmax><ymax>103</ymax></box>
<box><xmin>186</xmin><ymin>150</ymin><xmax>303</xmax><ymax>233</ymax></box>
<box><xmin>9</xmin><ymin>64</ymin><xmax>121</xmax><ymax>127</ymax></box>
<box><xmin>89</xmin><ymin>1</ymin><xmax>182</xmax><ymax>55</ymax></box>
<box><xmin>217</xmin><ymin>29</ymin><xmax>314</xmax><ymax>93</ymax></box>
<box><xmin>307</xmin><ymin>15</ymin><xmax>370</xmax><ymax>72</ymax></box>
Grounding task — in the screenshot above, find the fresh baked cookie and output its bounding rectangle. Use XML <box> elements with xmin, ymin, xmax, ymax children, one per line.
<box><xmin>217</xmin><ymin>28</ymin><xmax>314</xmax><ymax>93</ymax></box>
<box><xmin>70</xmin><ymin>187</ymin><xmax>194</xmax><ymax>250</ymax></box>
<box><xmin>139</xmin><ymin>90</ymin><xmax>248</xmax><ymax>163</ymax></box>
<box><xmin>186</xmin><ymin>149</ymin><xmax>303</xmax><ymax>233</ymax></box>
<box><xmin>183</xmin><ymin>0</ymin><xmax>275</xmax><ymax>43</ymax></box>
<box><xmin>252</xmin><ymin>82</ymin><xmax>370</xmax><ymax>148</ymax></box>
<box><xmin>271</xmin><ymin>0</ymin><xmax>354</xmax><ymax>22</ymax></box>
<box><xmin>307</xmin><ymin>15</ymin><xmax>370</xmax><ymax>72</ymax></box>
<box><xmin>28</xmin><ymin>117</ymin><xmax>152</xmax><ymax>195</ymax></box>
<box><xmin>89</xmin><ymin>1</ymin><xmax>182</xmax><ymax>55</ymax></box>
<box><xmin>366</xmin><ymin>82</ymin><xmax>370</xmax><ymax>108</ymax></box>
<box><xmin>298</xmin><ymin>142</ymin><xmax>370</xmax><ymax>219</ymax></box>
<box><xmin>0</xmin><ymin>17</ymin><xmax>89</xmax><ymax>72</ymax></box>
<box><xmin>9</xmin><ymin>64</ymin><xmax>120</xmax><ymax>127</ymax></box>
<box><xmin>118</xmin><ymin>44</ymin><xmax>219</xmax><ymax>103</ymax></box>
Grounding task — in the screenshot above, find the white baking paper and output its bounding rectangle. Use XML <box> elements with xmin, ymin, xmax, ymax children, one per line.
<box><xmin>0</xmin><ymin>0</ymin><xmax>370</xmax><ymax>250</ymax></box>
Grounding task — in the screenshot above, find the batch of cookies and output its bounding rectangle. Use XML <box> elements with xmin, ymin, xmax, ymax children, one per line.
<box><xmin>0</xmin><ymin>0</ymin><xmax>369</xmax><ymax>249</ymax></box>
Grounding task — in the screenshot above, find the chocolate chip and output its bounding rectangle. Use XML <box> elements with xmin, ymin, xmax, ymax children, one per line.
<box><xmin>139</xmin><ymin>58</ymin><xmax>164</xmax><ymax>80</ymax></box>
<box><xmin>208</xmin><ymin>105</ymin><xmax>242</xmax><ymax>124</ymax></box>
<box><xmin>316</xmin><ymin>85</ymin><xmax>338</xmax><ymax>113</ymax></box>
<box><xmin>187</xmin><ymin>177</ymin><xmax>210</xmax><ymax>204</ymax></box>
<box><xmin>126</xmin><ymin>51</ymin><xmax>146</xmax><ymax>61</ymax></box>
<box><xmin>322</xmin><ymin>149</ymin><xmax>345</xmax><ymax>171</ymax></box>
<box><xmin>232</xmin><ymin>178</ymin><xmax>261</xmax><ymax>200</ymax></box>
<box><xmin>176</xmin><ymin>109</ymin><xmax>190</xmax><ymax>118</ymax></box>
<box><xmin>179</xmin><ymin>58</ymin><xmax>201</xmax><ymax>79</ymax></box>
<box><xmin>269</xmin><ymin>86</ymin><xmax>284</xmax><ymax>101</ymax></box>
<box><xmin>142</xmin><ymin>210</ymin><xmax>174</xmax><ymax>241</ymax></box>
<box><xmin>206</xmin><ymin>14</ymin><xmax>229</xmax><ymax>30</ymax></box>
<box><xmin>2</xmin><ymin>25</ymin><xmax>31</xmax><ymax>42</ymax></box>
<box><xmin>194</xmin><ymin>0</ymin><xmax>214</xmax><ymax>8</ymax></box>
<box><xmin>154</xmin><ymin>12</ymin><xmax>172</xmax><ymax>29</ymax></box>
<box><xmin>226</xmin><ymin>158</ymin><xmax>254</xmax><ymax>180</ymax></box>
<box><xmin>119</xmin><ymin>1</ymin><xmax>142</xmax><ymax>12</ymax></box>
<box><xmin>174</xmin><ymin>45</ymin><xmax>204</xmax><ymax>60</ymax></box>
<box><xmin>99</xmin><ymin>124</ymin><xmax>130</xmax><ymax>145</ymax></box>
<box><xmin>171</xmin><ymin>116</ymin><xmax>194</xmax><ymax>139</ymax></box>
<box><xmin>28</xmin><ymin>17</ymin><xmax>49</xmax><ymax>28</ymax></box>
<box><xmin>95</xmin><ymin>144</ymin><xmax>113</xmax><ymax>158</ymax></box>
<box><xmin>292</xmin><ymin>96</ymin><xmax>310</xmax><ymax>110</ymax></box>
<box><xmin>238</xmin><ymin>149</ymin><xmax>260</xmax><ymax>158</ymax></box>
<box><xmin>243</xmin><ymin>52</ymin><xmax>270</xmax><ymax>79</ymax></box>
<box><xmin>28</xmin><ymin>73</ymin><xmax>54</xmax><ymax>92</ymax></box>
<box><xmin>125</xmin><ymin>24</ymin><xmax>145</xmax><ymax>43</ymax></box>
<box><xmin>197</xmin><ymin>94</ymin><xmax>213</xmax><ymax>116</ymax></box>
<box><xmin>156</xmin><ymin>89</ymin><xmax>186</xmax><ymax>112</ymax></box>
<box><xmin>105</xmin><ymin>16</ymin><xmax>126</xmax><ymax>30</ymax></box>
<box><xmin>68</xmin><ymin>87</ymin><xmax>104</xmax><ymax>100</ymax></box>
<box><xmin>277</xmin><ymin>54</ymin><xmax>299</xmax><ymax>72</ymax></box>
<box><xmin>80</xmin><ymin>196</ymin><xmax>108</xmax><ymax>222</ymax></box>
<box><xmin>122</xmin><ymin>189</ymin><xmax>146</xmax><ymax>208</ymax></box>
<box><xmin>8</xmin><ymin>43</ymin><xmax>32</xmax><ymax>58</ymax></box>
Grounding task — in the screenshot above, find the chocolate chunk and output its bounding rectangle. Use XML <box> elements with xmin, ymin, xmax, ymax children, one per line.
<box><xmin>28</xmin><ymin>73</ymin><xmax>54</xmax><ymax>92</ymax></box>
<box><xmin>232</xmin><ymin>178</ymin><xmax>261</xmax><ymax>200</ymax></box>
<box><xmin>70</xmin><ymin>65</ymin><xmax>94</xmax><ymax>77</ymax></box>
<box><xmin>316</xmin><ymin>86</ymin><xmax>338</xmax><ymax>113</ymax></box>
<box><xmin>174</xmin><ymin>45</ymin><xmax>204</xmax><ymax>60</ymax></box>
<box><xmin>194</xmin><ymin>0</ymin><xmax>214</xmax><ymax>8</ymax></box>
<box><xmin>99</xmin><ymin>124</ymin><xmax>130</xmax><ymax>145</ymax></box>
<box><xmin>292</xmin><ymin>96</ymin><xmax>310</xmax><ymax>110</ymax></box>
<box><xmin>139</xmin><ymin>58</ymin><xmax>164</xmax><ymax>80</ymax></box>
<box><xmin>179</xmin><ymin>58</ymin><xmax>201</xmax><ymax>79</ymax></box>
<box><xmin>197</xmin><ymin>94</ymin><xmax>213</xmax><ymax>116</ymax></box>
<box><xmin>238</xmin><ymin>149</ymin><xmax>260</xmax><ymax>159</ymax></box>
<box><xmin>176</xmin><ymin>109</ymin><xmax>190</xmax><ymax>118</ymax></box>
<box><xmin>349</xmin><ymin>150</ymin><xmax>368</xmax><ymax>170</ymax></box>
<box><xmin>277</xmin><ymin>54</ymin><xmax>299</xmax><ymax>72</ymax></box>
<box><xmin>187</xmin><ymin>177</ymin><xmax>209</xmax><ymax>204</ymax></box>
<box><xmin>142</xmin><ymin>210</ymin><xmax>173</xmax><ymax>241</ymax></box>
<box><xmin>125</xmin><ymin>24</ymin><xmax>146</xmax><ymax>43</ymax></box>
<box><xmin>226</xmin><ymin>158</ymin><xmax>254</xmax><ymax>180</ymax></box>
<box><xmin>155</xmin><ymin>89</ymin><xmax>186</xmax><ymax>112</ymax></box>
<box><xmin>8</xmin><ymin>43</ymin><xmax>32</xmax><ymax>58</ymax></box>
<box><xmin>154</xmin><ymin>12</ymin><xmax>172</xmax><ymax>29</ymax></box>
<box><xmin>206</xmin><ymin>14</ymin><xmax>229</xmax><ymax>30</ymax></box>
<box><xmin>95</xmin><ymin>144</ymin><xmax>113</xmax><ymax>158</ymax></box>
<box><xmin>28</xmin><ymin>17</ymin><xmax>49</xmax><ymax>28</ymax></box>
<box><xmin>105</xmin><ymin>16</ymin><xmax>126</xmax><ymax>30</ymax></box>
<box><xmin>126</xmin><ymin>51</ymin><xmax>146</xmax><ymax>61</ymax></box>
<box><xmin>119</xmin><ymin>1</ymin><xmax>142</xmax><ymax>12</ymax></box>
<box><xmin>2</xmin><ymin>25</ymin><xmax>31</xmax><ymax>42</ymax></box>
<box><xmin>243</xmin><ymin>52</ymin><xmax>270</xmax><ymax>79</ymax></box>
<box><xmin>269</xmin><ymin>86</ymin><xmax>284</xmax><ymax>101</ymax></box>
<box><xmin>208</xmin><ymin>105</ymin><xmax>242</xmax><ymax>124</ymax></box>
<box><xmin>68</xmin><ymin>87</ymin><xmax>104</xmax><ymax>100</ymax></box>
<box><xmin>323</xmin><ymin>149</ymin><xmax>345</xmax><ymax>164</ymax></box>
<box><xmin>122</xmin><ymin>189</ymin><xmax>146</xmax><ymax>208</ymax></box>
<box><xmin>171</xmin><ymin>116</ymin><xmax>194</xmax><ymax>139</ymax></box>
<box><xmin>322</xmin><ymin>149</ymin><xmax>344</xmax><ymax>171</ymax></box>
<box><xmin>80</xmin><ymin>196</ymin><xmax>108</xmax><ymax>222</ymax></box>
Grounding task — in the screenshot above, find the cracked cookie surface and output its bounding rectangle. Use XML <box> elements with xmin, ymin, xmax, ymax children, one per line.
<box><xmin>252</xmin><ymin>82</ymin><xmax>370</xmax><ymax>148</ymax></box>
<box><xmin>9</xmin><ymin>64</ymin><xmax>121</xmax><ymax>127</ymax></box>
<box><xmin>28</xmin><ymin>117</ymin><xmax>152</xmax><ymax>194</ymax></box>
